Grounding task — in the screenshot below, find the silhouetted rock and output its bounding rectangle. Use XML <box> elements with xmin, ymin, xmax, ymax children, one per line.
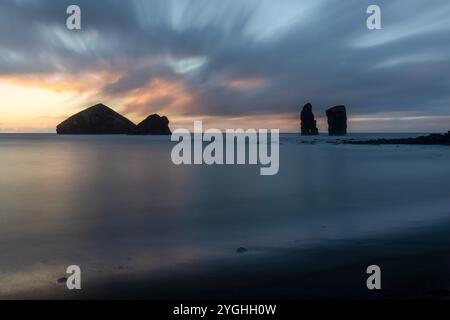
<box><xmin>57</xmin><ymin>277</ymin><xmax>67</xmax><ymax>284</ymax></box>
<box><xmin>300</xmin><ymin>103</ymin><xmax>319</xmax><ymax>135</ymax></box>
<box><xmin>56</xmin><ymin>103</ymin><xmax>135</xmax><ymax>134</ymax></box>
<box><xmin>236</xmin><ymin>247</ymin><xmax>248</xmax><ymax>253</ymax></box>
<box><xmin>131</xmin><ymin>114</ymin><xmax>172</xmax><ymax>135</ymax></box>
<box><xmin>326</xmin><ymin>105</ymin><xmax>347</xmax><ymax>136</ymax></box>
<box><xmin>345</xmin><ymin>132</ymin><xmax>450</xmax><ymax>146</ymax></box>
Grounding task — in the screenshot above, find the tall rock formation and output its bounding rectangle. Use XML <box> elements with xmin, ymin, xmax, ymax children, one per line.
<box><xmin>56</xmin><ymin>104</ymin><xmax>136</xmax><ymax>134</ymax></box>
<box><xmin>131</xmin><ymin>114</ymin><xmax>172</xmax><ymax>135</ymax></box>
<box><xmin>326</xmin><ymin>105</ymin><xmax>347</xmax><ymax>136</ymax></box>
<box><xmin>300</xmin><ymin>103</ymin><xmax>319</xmax><ymax>135</ymax></box>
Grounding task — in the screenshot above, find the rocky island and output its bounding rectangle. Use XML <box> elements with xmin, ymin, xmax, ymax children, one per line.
<box><xmin>56</xmin><ymin>103</ymin><xmax>135</xmax><ymax>134</ymax></box>
<box><xmin>56</xmin><ymin>103</ymin><xmax>172</xmax><ymax>135</ymax></box>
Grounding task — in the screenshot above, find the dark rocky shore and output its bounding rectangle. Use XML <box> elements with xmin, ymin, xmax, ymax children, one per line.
<box><xmin>345</xmin><ymin>132</ymin><xmax>450</xmax><ymax>146</ymax></box>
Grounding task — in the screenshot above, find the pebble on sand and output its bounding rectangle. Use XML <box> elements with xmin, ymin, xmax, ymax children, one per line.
<box><xmin>57</xmin><ymin>277</ymin><xmax>67</xmax><ymax>284</ymax></box>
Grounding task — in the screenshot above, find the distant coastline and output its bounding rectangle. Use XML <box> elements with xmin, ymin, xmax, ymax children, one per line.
<box><xmin>345</xmin><ymin>131</ymin><xmax>450</xmax><ymax>146</ymax></box>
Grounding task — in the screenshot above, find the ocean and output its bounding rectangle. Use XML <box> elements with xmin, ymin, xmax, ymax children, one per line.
<box><xmin>1</xmin><ymin>133</ymin><xmax>450</xmax><ymax>298</ymax></box>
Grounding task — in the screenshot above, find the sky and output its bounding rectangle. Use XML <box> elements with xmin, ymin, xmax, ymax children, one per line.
<box><xmin>0</xmin><ymin>0</ymin><xmax>449</xmax><ymax>133</ymax></box>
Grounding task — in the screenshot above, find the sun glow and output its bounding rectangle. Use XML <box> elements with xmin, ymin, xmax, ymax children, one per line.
<box><xmin>0</xmin><ymin>80</ymin><xmax>82</xmax><ymax>132</ymax></box>
<box><xmin>0</xmin><ymin>71</ymin><xmax>124</xmax><ymax>132</ymax></box>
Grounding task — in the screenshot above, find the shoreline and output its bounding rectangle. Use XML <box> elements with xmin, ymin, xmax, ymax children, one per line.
<box><xmin>8</xmin><ymin>219</ymin><xmax>450</xmax><ymax>300</ymax></box>
<box><xmin>344</xmin><ymin>132</ymin><xmax>450</xmax><ymax>146</ymax></box>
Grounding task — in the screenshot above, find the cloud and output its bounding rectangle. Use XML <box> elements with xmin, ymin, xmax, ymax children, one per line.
<box><xmin>0</xmin><ymin>0</ymin><xmax>449</xmax><ymax>131</ymax></box>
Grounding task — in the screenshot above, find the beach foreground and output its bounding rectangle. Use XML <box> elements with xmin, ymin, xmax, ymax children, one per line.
<box><xmin>12</xmin><ymin>220</ymin><xmax>450</xmax><ymax>300</ymax></box>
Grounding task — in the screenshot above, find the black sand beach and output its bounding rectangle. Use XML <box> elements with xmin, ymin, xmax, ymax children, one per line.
<box><xmin>9</xmin><ymin>217</ymin><xmax>450</xmax><ymax>300</ymax></box>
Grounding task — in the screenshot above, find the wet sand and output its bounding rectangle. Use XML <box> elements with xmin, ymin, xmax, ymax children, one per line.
<box><xmin>9</xmin><ymin>219</ymin><xmax>450</xmax><ymax>300</ymax></box>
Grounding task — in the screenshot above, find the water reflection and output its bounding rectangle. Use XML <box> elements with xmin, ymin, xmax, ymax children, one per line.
<box><xmin>1</xmin><ymin>134</ymin><xmax>450</xmax><ymax>296</ymax></box>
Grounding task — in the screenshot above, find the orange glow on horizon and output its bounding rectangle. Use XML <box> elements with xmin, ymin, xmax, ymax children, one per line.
<box><xmin>226</xmin><ymin>78</ymin><xmax>267</xmax><ymax>91</ymax></box>
<box><xmin>122</xmin><ymin>78</ymin><xmax>194</xmax><ymax>121</ymax></box>
<box><xmin>1</xmin><ymin>73</ymin><xmax>449</xmax><ymax>133</ymax></box>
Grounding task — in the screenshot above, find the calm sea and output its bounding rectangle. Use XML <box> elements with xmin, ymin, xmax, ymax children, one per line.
<box><xmin>1</xmin><ymin>133</ymin><xmax>450</xmax><ymax>295</ymax></box>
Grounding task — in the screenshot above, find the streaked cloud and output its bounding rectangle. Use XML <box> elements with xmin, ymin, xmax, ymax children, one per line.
<box><xmin>0</xmin><ymin>0</ymin><xmax>449</xmax><ymax>132</ymax></box>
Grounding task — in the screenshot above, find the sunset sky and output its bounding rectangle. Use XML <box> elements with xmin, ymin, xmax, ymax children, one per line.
<box><xmin>0</xmin><ymin>0</ymin><xmax>449</xmax><ymax>133</ymax></box>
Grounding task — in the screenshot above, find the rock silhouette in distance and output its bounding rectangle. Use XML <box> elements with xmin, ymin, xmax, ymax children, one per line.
<box><xmin>300</xmin><ymin>103</ymin><xmax>319</xmax><ymax>135</ymax></box>
<box><xmin>345</xmin><ymin>131</ymin><xmax>450</xmax><ymax>146</ymax></box>
<box><xmin>56</xmin><ymin>103</ymin><xmax>136</xmax><ymax>134</ymax></box>
<box><xmin>326</xmin><ymin>105</ymin><xmax>347</xmax><ymax>136</ymax></box>
<box><xmin>131</xmin><ymin>114</ymin><xmax>172</xmax><ymax>135</ymax></box>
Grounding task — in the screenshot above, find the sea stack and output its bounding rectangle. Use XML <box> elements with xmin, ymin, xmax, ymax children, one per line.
<box><xmin>131</xmin><ymin>114</ymin><xmax>172</xmax><ymax>135</ymax></box>
<box><xmin>300</xmin><ymin>103</ymin><xmax>319</xmax><ymax>135</ymax></box>
<box><xmin>326</xmin><ymin>105</ymin><xmax>347</xmax><ymax>136</ymax></box>
<box><xmin>56</xmin><ymin>103</ymin><xmax>136</xmax><ymax>134</ymax></box>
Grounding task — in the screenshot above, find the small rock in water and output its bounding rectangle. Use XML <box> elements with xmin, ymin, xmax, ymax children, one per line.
<box><xmin>118</xmin><ymin>265</ymin><xmax>130</xmax><ymax>270</ymax></box>
<box><xmin>236</xmin><ymin>247</ymin><xmax>248</xmax><ymax>253</ymax></box>
<box><xmin>57</xmin><ymin>277</ymin><xmax>67</xmax><ymax>284</ymax></box>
